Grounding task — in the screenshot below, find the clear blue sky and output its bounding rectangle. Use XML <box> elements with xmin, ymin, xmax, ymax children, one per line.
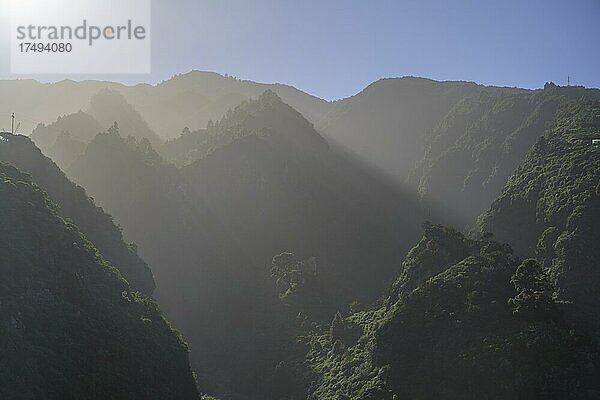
<box><xmin>0</xmin><ymin>0</ymin><xmax>598</xmax><ymax>100</ymax></box>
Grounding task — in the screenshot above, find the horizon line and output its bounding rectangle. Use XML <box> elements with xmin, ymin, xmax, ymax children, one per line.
<box><xmin>0</xmin><ymin>69</ymin><xmax>594</xmax><ymax>103</ymax></box>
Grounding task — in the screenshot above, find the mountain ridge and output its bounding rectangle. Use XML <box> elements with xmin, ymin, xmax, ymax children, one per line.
<box><xmin>4</xmin><ymin>72</ymin><xmax>588</xmax><ymax>139</ymax></box>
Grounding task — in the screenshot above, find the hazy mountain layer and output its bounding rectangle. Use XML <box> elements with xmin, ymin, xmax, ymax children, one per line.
<box><xmin>9</xmin><ymin>75</ymin><xmax>593</xmax><ymax>217</ymax></box>
<box><xmin>124</xmin><ymin>71</ymin><xmax>331</xmax><ymax>139</ymax></box>
<box><xmin>0</xmin><ymin>71</ymin><xmax>329</xmax><ymax>139</ymax></box>
<box><xmin>30</xmin><ymin>110</ymin><xmax>104</xmax><ymax>155</ymax></box>
<box><xmin>28</xmin><ymin>89</ymin><xmax>161</xmax><ymax>170</ymax></box>
<box><xmin>87</xmin><ymin>89</ymin><xmax>162</xmax><ymax>145</ymax></box>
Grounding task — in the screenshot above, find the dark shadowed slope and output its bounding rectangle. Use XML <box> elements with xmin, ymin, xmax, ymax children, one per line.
<box><xmin>0</xmin><ymin>133</ymin><xmax>155</xmax><ymax>294</ymax></box>
<box><xmin>0</xmin><ymin>162</ymin><xmax>199</xmax><ymax>400</ymax></box>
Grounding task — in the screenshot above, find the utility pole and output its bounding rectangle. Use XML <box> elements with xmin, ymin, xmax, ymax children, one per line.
<box><xmin>11</xmin><ymin>113</ymin><xmax>15</xmax><ymax>134</ymax></box>
<box><xmin>568</xmin><ymin>76</ymin><xmax>570</xmax><ymax>86</ymax></box>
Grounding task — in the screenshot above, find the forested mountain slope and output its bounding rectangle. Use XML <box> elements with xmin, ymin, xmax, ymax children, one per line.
<box><xmin>413</xmin><ymin>84</ymin><xmax>600</xmax><ymax>227</ymax></box>
<box><xmin>0</xmin><ymin>162</ymin><xmax>199</xmax><ymax>400</ymax></box>
<box><xmin>304</xmin><ymin>224</ymin><xmax>600</xmax><ymax>400</ymax></box>
<box><xmin>479</xmin><ymin>98</ymin><xmax>600</xmax><ymax>333</ymax></box>
<box><xmin>0</xmin><ymin>133</ymin><xmax>155</xmax><ymax>294</ymax></box>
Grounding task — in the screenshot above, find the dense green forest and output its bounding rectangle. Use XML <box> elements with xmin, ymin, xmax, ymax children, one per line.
<box><xmin>1</xmin><ymin>75</ymin><xmax>599</xmax><ymax>399</ymax></box>
<box><xmin>0</xmin><ymin>161</ymin><xmax>198</xmax><ymax>399</ymax></box>
<box><xmin>303</xmin><ymin>224</ymin><xmax>599</xmax><ymax>399</ymax></box>
<box><xmin>0</xmin><ymin>72</ymin><xmax>328</xmax><ymax>139</ymax></box>
<box><xmin>479</xmin><ymin>98</ymin><xmax>600</xmax><ymax>336</ymax></box>
<box><xmin>413</xmin><ymin>83</ymin><xmax>600</xmax><ymax>227</ymax></box>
